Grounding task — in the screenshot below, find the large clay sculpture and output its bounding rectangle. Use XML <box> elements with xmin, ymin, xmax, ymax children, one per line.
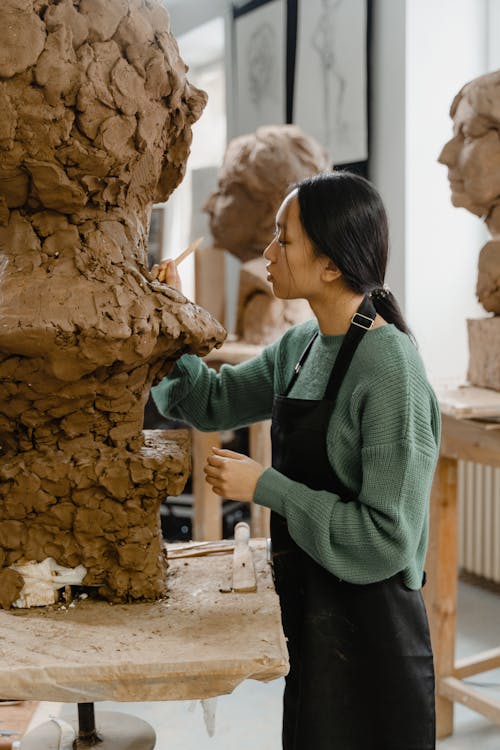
<box><xmin>439</xmin><ymin>70</ymin><xmax>500</xmax><ymax>388</ymax></box>
<box><xmin>0</xmin><ymin>0</ymin><xmax>225</xmax><ymax>608</ymax></box>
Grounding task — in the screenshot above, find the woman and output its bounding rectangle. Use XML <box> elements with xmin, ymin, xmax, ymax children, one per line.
<box><xmin>152</xmin><ymin>171</ymin><xmax>440</xmax><ymax>750</ymax></box>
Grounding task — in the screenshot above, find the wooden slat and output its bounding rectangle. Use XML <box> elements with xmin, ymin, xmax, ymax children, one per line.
<box><xmin>424</xmin><ymin>455</ymin><xmax>459</xmax><ymax>739</ymax></box>
<box><xmin>192</xmin><ymin>430</ymin><xmax>222</xmax><ymax>541</ymax></box>
<box><xmin>439</xmin><ymin>676</ymin><xmax>500</xmax><ymax>726</ymax></box>
<box><xmin>440</xmin><ymin>415</ymin><xmax>500</xmax><ymax>467</ymax></box>
<box><xmin>194</xmin><ymin>245</ymin><xmax>226</xmax><ymax>326</ymax></box>
<box><xmin>437</xmin><ymin>385</ymin><xmax>500</xmax><ymax>419</ymax></box>
<box><xmin>453</xmin><ymin>646</ymin><xmax>500</xmax><ymax>679</ymax></box>
<box><xmin>249</xmin><ymin>420</ymin><xmax>272</xmax><ymax>538</ymax></box>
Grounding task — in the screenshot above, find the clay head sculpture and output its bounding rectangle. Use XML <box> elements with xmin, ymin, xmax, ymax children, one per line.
<box><xmin>439</xmin><ymin>69</ymin><xmax>500</xmax><ymax>314</ymax></box>
<box><xmin>203</xmin><ymin>125</ymin><xmax>330</xmax><ymax>344</ymax></box>
<box><xmin>204</xmin><ymin>125</ymin><xmax>331</xmax><ymax>263</ymax></box>
<box><xmin>0</xmin><ymin>0</ymin><xmax>225</xmax><ymax>607</ymax></box>
<box><xmin>438</xmin><ymin>69</ymin><xmax>500</xmax><ymax>222</ymax></box>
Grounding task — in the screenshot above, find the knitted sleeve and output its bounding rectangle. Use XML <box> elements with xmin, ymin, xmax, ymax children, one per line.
<box><xmin>151</xmin><ymin>337</ymin><xmax>282</xmax><ymax>432</ymax></box>
<box><xmin>254</xmin><ymin>361</ymin><xmax>441</xmax><ymax>585</ymax></box>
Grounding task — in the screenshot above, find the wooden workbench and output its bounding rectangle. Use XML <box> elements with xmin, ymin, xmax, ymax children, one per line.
<box><xmin>0</xmin><ymin>540</ymin><xmax>288</xmax><ymax>703</ymax></box>
<box><xmin>425</xmin><ymin>385</ymin><xmax>500</xmax><ymax>739</ymax></box>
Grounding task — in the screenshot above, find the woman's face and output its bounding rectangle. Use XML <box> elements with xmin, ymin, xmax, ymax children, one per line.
<box><xmin>263</xmin><ymin>191</ymin><xmax>327</xmax><ymax>301</ymax></box>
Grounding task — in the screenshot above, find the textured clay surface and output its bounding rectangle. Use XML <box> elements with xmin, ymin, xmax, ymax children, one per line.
<box><xmin>477</xmin><ymin>240</ymin><xmax>500</xmax><ymax>313</ymax></box>
<box><xmin>205</xmin><ymin>125</ymin><xmax>328</xmax><ymax>343</ymax></box>
<box><xmin>0</xmin><ymin>0</ymin><xmax>226</xmax><ymax>607</ymax></box>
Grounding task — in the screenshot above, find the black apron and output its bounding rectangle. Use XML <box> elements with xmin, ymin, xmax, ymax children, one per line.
<box><xmin>270</xmin><ymin>296</ymin><xmax>435</xmax><ymax>750</ymax></box>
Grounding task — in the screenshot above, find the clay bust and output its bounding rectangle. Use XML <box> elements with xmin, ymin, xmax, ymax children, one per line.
<box><xmin>205</xmin><ymin>125</ymin><xmax>330</xmax><ymax>343</ymax></box>
<box><xmin>0</xmin><ymin>0</ymin><xmax>225</xmax><ymax>607</ymax></box>
<box><xmin>438</xmin><ymin>70</ymin><xmax>500</xmax><ymax>312</ymax></box>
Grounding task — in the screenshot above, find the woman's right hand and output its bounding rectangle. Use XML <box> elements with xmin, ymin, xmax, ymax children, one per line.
<box><xmin>151</xmin><ymin>259</ymin><xmax>183</xmax><ymax>293</ymax></box>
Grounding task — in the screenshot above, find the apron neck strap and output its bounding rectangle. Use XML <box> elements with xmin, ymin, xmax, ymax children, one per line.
<box><xmin>323</xmin><ymin>294</ymin><xmax>376</xmax><ymax>403</ymax></box>
<box><xmin>283</xmin><ymin>294</ymin><xmax>377</xmax><ymax>399</ymax></box>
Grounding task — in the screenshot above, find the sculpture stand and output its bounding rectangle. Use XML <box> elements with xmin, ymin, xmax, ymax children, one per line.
<box><xmin>21</xmin><ymin>703</ymin><xmax>155</xmax><ymax>749</ymax></box>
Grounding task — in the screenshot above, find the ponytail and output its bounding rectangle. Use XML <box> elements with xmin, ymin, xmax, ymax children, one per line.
<box><xmin>368</xmin><ymin>287</ymin><xmax>417</xmax><ymax>346</ymax></box>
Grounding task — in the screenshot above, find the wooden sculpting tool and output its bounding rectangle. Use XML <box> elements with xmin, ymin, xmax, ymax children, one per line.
<box><xmin>166</xmin><ymin>540</ymin><xmax>235</xmax><ymax>559</ymax></box>
<box><xmin>173</xmin><ymin>235</ymin><xmax>204</xmax><ymax>266</ymax></box>
<box><xmin>232</xmin><ymin>522</ymin><xmax>257</xmax><ymax>593</ymax></box>
<box><xmin>151</xmin><ymin>236</ymin><xmax>204</xmax><ymax>283</ymax></box>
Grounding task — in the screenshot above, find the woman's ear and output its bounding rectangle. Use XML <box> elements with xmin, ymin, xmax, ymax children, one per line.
<box><xmin>322</xmin><ymin>260</ymin><xmax>342</xmax><ymax>282</ymax></box>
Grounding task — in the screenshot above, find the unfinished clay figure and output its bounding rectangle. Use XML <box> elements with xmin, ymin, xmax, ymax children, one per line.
<box><xmin>0</xmin><ymin>0</ymin><xmax>225</xmax><ymax>607</ymax></box>
<box><xmin>439</xmin><ymin>69</ymin><xmax>500</xmax><ymax>388</ymax></box>
<box><xmin>205</xmin><ymin>125</ymin><xmax>330</xmax><ymax>343</ymax></box>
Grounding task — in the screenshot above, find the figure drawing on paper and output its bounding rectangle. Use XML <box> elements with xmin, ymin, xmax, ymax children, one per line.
<box><xmin>247</xmin><ymin>23</ymin><xmax>277</xmax><ymax>110</ymax></box>
<box><xmin>312</xmin><ymin>0</ymin><xmax>348</xmax><ymax>150</ymax></box>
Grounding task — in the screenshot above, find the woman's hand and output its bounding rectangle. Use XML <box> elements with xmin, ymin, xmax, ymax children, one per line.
<box><xmin>204</xmin><ymin>447</ymin><xmax>265</xmax><ymax>502</ymax></box>
<box><xmin>151</xmin><ymin>259</ymin><xmax>182</xmax><ymax>292</ymax></box>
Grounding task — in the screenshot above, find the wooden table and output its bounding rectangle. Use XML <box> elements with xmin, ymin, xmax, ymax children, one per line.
<box><xmin>0</xmin><ymin>540</ymin><xmax>287</xmax><ymax>703</ymax></box>
<box><xmin>192</xmin><ymin>340</ymin><xmax>271</xmax><ymax>541</ymax></box>
<box><xmin>425</xmin><ymin>386</ymin><xmax>500</xmax><ymax>738</ymax></box>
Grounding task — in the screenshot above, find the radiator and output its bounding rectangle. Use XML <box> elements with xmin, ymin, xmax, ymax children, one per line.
<box><xmin>458</xmin><ymin>460</ymin><xmax>500</xmax><ymax>583</ymax></box>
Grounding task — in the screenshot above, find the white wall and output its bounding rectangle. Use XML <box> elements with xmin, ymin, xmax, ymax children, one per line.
<box><xmin>370</xmin><ymin>0</ymin><xmax>407</xmax><ymax>311</ymax></box>
<box><xmin>371</xmin><ymin>0</ymin><xmax>493</xmax><ymax>384</ymax></box>
<box><xmin>405</xmin><ymin>0</ymin><xmax>488</xmax><ymax>384</ymax></box>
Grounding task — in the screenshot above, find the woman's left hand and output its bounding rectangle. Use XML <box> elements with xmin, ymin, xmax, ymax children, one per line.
<box><xmin>204</xmin><ymin>447</ymin><xmax>265</xmax><ymax>502</ymax></box>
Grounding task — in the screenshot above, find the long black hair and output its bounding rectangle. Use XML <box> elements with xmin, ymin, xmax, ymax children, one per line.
<box><xmin>296</xmin><ymin>171</ymin><xmax>415</xmax><ymax>343</ymax></box>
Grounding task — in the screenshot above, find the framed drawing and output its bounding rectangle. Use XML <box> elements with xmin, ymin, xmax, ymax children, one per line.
<box><xmin>293</xmin><ymin>0</ymin><xmax>368</xmax><ymax>166</ymax></box>
<box><xmin>232</xmin><ymin>0</ymin><xmax>287</xmax><ymax>137</ymax></box>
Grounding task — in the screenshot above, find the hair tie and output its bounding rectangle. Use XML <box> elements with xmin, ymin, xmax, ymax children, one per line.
<box><xmin>369</xmin><ymin>284</ymin><xmax>391</xmax><ymax>300</ymax></box>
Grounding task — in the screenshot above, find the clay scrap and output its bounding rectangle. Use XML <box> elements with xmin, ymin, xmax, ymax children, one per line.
<box><xmin>0</xmin><ymin>0</ymin><xmax>226</xmax><ymax>607</ymax></box>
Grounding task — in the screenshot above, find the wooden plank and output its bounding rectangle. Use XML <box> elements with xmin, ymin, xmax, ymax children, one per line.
<box><xmin>436</xmin><ymin>385</ymin><xmax>500</xmax><ymax>419</ymax></box>
<box><xmin>454</xmin><ymin>647</ymin><xmax>500</xmax><ymax>679</ymax></box>
<box><xmin>249</xmin><ymin>421</ymin><xmax>272</xmax><ymax>538</ymax></box>
<box><xmin>440</xmin><ymin>414</ymin><xmax>500</xmax><ymax>467</ymax></box>
<box><xmin>194</xmin><ymin>245</ymin><xmax>226</xmax><ymax>326</ymax></box>
<box><xmin>439</xmin><ymin>676</ymin><xmax>500</xmax><ymax>726</ymax></box>
<box><xmin>192</xmin><ymin>430</ymin><xmax>222</xmax><ymax>541</ymax></box>
<box><xmin>424</xmin><ymin>455</ymin><xmax>459</xmax><ymax>739</ymax></box>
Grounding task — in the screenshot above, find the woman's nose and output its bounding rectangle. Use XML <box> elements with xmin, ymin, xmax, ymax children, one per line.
<box><xmin>263</xmin><ymin>238</ymin><xmax>277</xmax><ymax>261</ymax></box>
<box><xmin>438</xmin><ymin>135</ymin><xmax>461</xmax><ymax>167</ymax></box>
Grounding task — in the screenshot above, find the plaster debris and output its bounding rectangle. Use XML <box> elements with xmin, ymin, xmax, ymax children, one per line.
<box><xmin>10</xmin><ymin>557</ymin><xmax>87</xmax><ymax>608</ymax></box>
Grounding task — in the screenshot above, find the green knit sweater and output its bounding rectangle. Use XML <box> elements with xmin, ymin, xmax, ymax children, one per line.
<box><xmin>152</xmin><ymin>319</ymin><xmax>441</xmax><ymax>590</ymax></box>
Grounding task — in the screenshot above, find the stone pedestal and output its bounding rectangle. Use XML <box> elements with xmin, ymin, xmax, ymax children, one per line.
<box><xmin>467</xmin><ymin>317</ymin><xmax>500</xmax><ymax>390</ymax></box>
